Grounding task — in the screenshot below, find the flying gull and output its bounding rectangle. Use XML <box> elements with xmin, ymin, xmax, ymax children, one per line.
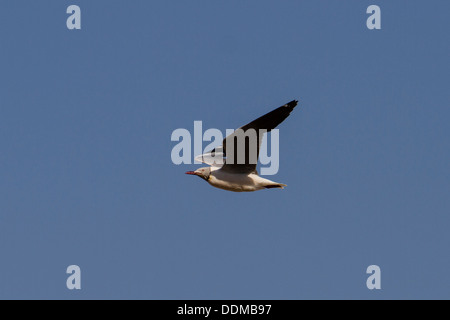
<box><xmin>186</xmin><ymin>100</ymin><xmax>298</xmax><ymax>192</ymax></box>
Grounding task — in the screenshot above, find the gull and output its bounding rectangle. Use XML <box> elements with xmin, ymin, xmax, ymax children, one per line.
<box><xmin>186</xmin><ymin>100</ymin><xmax>298</xmax><ymax>192</ymax></box>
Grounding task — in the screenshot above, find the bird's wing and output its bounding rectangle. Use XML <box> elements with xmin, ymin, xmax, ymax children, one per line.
<box><xmin>214</xmin><ymin>100</ymin><xmax>298</xmax><ymax>174</ymax></box>
<box><xmin>194</xmin><ymin>146</ymin><xmax>225</xmax><ymax>167</ymax></box>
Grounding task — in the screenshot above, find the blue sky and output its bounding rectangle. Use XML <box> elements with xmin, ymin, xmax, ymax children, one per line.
<box><xmin>1</xmin><ymin>1</ymin><xmax>449</xmax><ymax>299</ymax></box>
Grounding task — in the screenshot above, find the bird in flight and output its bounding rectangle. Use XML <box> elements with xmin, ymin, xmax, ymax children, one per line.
<box><xmin>186</xmin><ymin>100</ymin><xmax>298</xmax><ymax>192</ymax></box>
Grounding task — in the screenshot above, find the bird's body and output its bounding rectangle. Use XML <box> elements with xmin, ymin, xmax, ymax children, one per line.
<box><xmin>185</xmin><ymin>100</ymin><xmax>298</xmax><ymax>192</ymax></box>
<box><xmin>205</xmin><ymin>167</ymin><xmax>286</xmax><ymax>192</ymax></box>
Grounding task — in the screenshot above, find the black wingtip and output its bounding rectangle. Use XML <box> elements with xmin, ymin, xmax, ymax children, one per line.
<box><xmin>284</xmin><ymin>100</ymin><xmax>298</xmax><ymax>110</ymax></box>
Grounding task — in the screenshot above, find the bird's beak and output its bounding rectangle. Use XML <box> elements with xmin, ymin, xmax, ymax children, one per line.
<box><xmin>185</xmin><ymin>171</ymin><xmax>198</xmax><ymax>175</ymax></box>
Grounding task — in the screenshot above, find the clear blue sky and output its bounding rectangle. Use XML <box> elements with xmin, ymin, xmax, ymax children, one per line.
<box><xmin>1</xmin><ymin>1</ymin><xmax>449</xmax><ymax>299</ymax></box>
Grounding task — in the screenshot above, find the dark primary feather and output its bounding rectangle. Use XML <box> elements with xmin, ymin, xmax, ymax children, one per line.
<box><xmin>239</xmin><ymin>100</ymin><xmax>298</xmax><ymax>133</ymax></box>
<box><xmin>216</xmin><ymin>100</ymin><xmax>298</xmax><ymax>174</ymax></box>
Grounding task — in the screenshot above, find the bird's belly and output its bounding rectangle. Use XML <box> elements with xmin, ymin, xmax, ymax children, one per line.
<box><xmin>208</xmin><ymin>172</ymin><xmax>266</xmax><ymax>192</ymax></box>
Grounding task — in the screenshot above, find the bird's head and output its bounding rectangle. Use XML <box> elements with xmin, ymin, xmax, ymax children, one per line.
<box><xmin>185</xmin><ymin>167</ymin><xmax>211</xmax><ymax>181</ymax></box>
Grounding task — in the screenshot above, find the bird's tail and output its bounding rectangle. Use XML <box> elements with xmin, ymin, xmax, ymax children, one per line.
<box><xmin>265</xmin><ymin>183</ymin><xmax>287</xmax><ymax>189</ymax></box>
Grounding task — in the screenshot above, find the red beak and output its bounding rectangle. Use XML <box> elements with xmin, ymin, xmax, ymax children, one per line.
<box><xmin>185</xmin><ymin>171</ymin><xmax>198</xmax><ymax>175</ymax></box>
